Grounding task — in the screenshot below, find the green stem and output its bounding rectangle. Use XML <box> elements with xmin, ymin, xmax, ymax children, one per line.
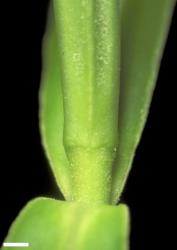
<box><xmin>53</xmin><ymin>0</ymin><xmax>120</xmax><ymax>204</ymax></box>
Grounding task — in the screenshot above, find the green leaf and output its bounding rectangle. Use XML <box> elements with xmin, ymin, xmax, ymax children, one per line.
<box><xmin>39</xmin><ymin>4</ymin><xmax>71</xmax><ymax>200</ymax></box>
<box><xmin>2</xmin><ymin>199</ymin><xmax>129</xmax><ymax>250</ymax></box>
<box><xmin>39</xmin><ymin>0</ymin><xmax>175</xmax><ymax>204</ymax></box>
<box><xmin>111</xmin><ymin>0</ymin><xmax>176</xmax><ymax>203</ymax></box>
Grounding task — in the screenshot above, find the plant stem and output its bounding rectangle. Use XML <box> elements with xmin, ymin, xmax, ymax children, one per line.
<box><xmin>53</xmin><ymin>0</ymin><xmax>120</xmax><ymax>204</ymax></box>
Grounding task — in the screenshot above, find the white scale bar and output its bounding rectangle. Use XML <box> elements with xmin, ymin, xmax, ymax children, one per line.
<box><xmin>3</xmin><ymin>243</ymin><xmax>29</xmax><ymax>247</ymax></box>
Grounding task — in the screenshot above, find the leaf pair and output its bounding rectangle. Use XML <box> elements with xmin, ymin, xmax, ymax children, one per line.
<box><xmin>40</xmin><ymin>0</ymin><xmax>176</xmax><ymax>204</ymax></box>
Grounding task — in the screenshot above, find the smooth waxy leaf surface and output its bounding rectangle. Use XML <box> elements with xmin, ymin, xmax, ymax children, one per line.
<box><xmin>2</xmin><ymin>199</ymin><xmax>129</xmax><ymax>250</ymax></box>
<box><xmin>111</xmin><ymin>0</ymin><xmax>176</xmax><ymax>203</ymax></box>
<box><xmin>39</xmin><ymin>5</ymin><xmax>71</xmax><ymax>200</ymax></box>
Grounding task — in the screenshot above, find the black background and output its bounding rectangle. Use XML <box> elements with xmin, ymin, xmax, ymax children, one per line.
<box><xmin>0</xmin><ymin>1</ymin><xmax>176</xmax><ymax>249</ymax></box>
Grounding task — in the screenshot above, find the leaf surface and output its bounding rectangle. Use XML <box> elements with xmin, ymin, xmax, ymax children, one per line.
<box><xmin>39</xmin><ymin>4</ymin><xmax>71</xmax><ymax>200</ymax></box>
<box><xmin>2</xmin><ymin>198</ymin><xmax>129</xmax><ymax>250</ymax></box>
<box><xmin>111</xmin><ymin>0</ymin><xmax>176</xmax><ymax>203</ymax></box>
